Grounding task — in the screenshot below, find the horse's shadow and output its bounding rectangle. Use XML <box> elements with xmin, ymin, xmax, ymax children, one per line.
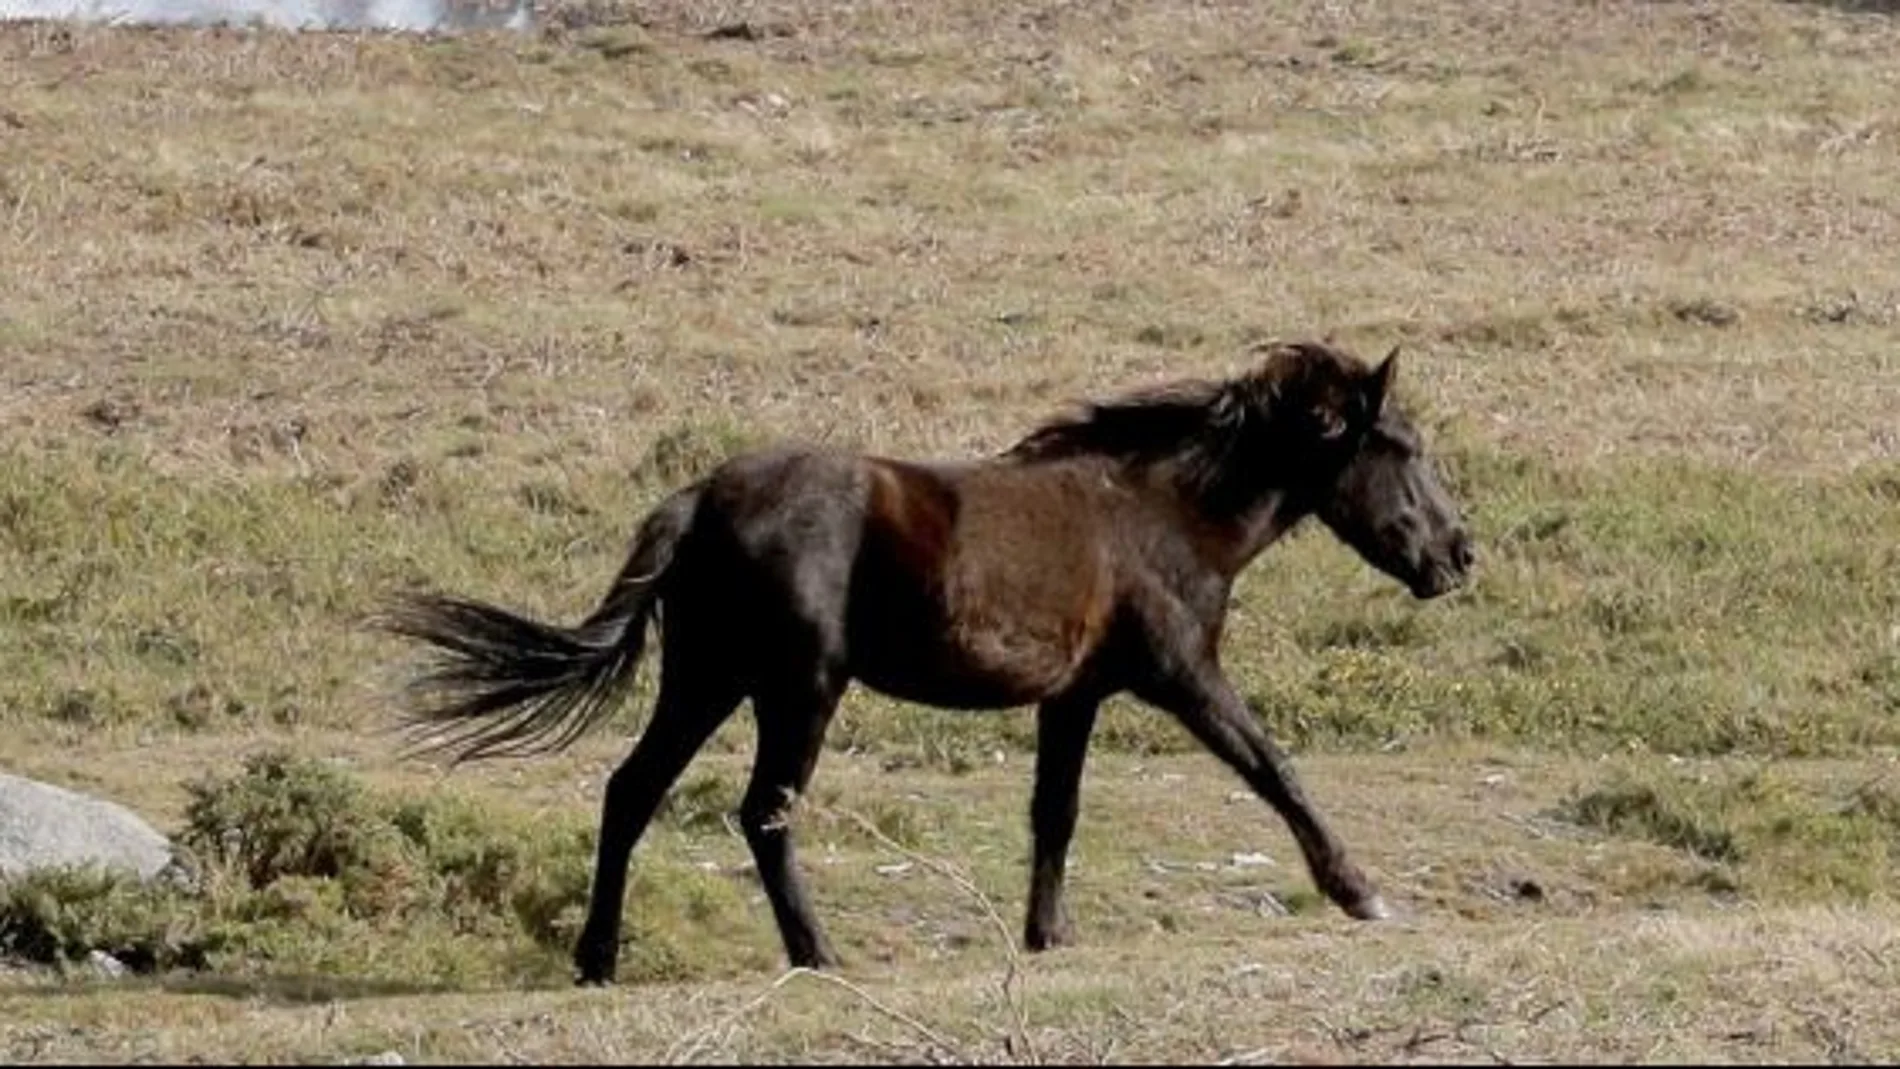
<box><xmin>6</xmin><ymin>971</ymin><xmax>497</xmax><ymax>1004</ymax></box>
<box><xmin>1781</xmin><ymin>0</ymin><xmax>1900</xmax><ymax>13</ymax></box>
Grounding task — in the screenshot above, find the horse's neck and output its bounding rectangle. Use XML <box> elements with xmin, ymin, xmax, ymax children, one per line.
<box><xmin>1129</xmin><ymin>466</ymin><xmax>1304</xmax><ymax>578</ymax></box>
<box><xmin>1212</xmin><ymin>489</ymin><xmax>1305</xmax><ymax>574</ymax></box>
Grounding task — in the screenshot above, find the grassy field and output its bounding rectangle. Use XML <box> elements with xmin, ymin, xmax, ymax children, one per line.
<box><xmin>3</xmin><ymin>0</ymin><xmax>1900</xmax><ymax>1061</ymax></box>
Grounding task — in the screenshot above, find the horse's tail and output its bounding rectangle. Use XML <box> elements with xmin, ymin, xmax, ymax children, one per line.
<box><xmin>378</xmin><ymin>485</ymin><xmax>702</xmax><ymax>765</ymax></box>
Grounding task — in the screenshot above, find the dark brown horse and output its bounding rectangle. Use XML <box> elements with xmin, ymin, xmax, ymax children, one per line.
<box><xmin>380</xmin><ymin>339</ymin><xmax>1474</xmax><ymax>984</ymax></box>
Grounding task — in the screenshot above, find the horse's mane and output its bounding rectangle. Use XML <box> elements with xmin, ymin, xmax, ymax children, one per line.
<box><xmin>1003</xmin><ymin>341</ymin><xmax>1369</xmax><ymax>511</ymax></box>
<box><xmin>1005</xmin><ymin>376</ymin><xmax>1236</xmax><ymax>465</ymax></box>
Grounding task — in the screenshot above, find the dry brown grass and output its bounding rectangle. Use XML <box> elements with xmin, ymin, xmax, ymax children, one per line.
<box><xmin>9</xmin><ymin>905</ymin><xmax>1900</xmax><ymax>1063</ymax></box>
<box><xmin>4</xmin><ymin>0</ymin><xmax>1900</xmax><ymax>1061</ymax></box>
<box><xmin>5</xmin><ymin>0</ymin><xmax>1899</xmax><ymax>480</ymax></box>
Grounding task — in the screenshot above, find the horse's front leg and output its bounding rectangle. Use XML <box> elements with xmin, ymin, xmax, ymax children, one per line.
<box><xmin>1025</xmin><ymin>691</ymin><xmax>1103</xmax><ymax>951</ymax></box>
<box><xmin>1133</xmin><ymin>664</ymin><xmax>1388</xmax><ymax>922</ymax></box>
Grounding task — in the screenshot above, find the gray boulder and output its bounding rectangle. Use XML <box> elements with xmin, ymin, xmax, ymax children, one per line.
<box><xmin>0</xmin><ymin>772</ymin><xmax>177</xmax><ymax>883</ymax></box>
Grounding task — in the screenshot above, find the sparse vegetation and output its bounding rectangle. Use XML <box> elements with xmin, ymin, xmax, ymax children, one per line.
<box><xmin>2</xmin><ymin>752</ymin><xmax>773</xmax><ymax>988</ymax></box>
<box><xmin>1561</xmin><ymin>764</ymin><xmax>1900</xmax><ymax>901</ymax></box>
<box><xmin>4</xmin><ymin>0</ymin><xmax>1900</xmax><ymax>1061</ymax></box>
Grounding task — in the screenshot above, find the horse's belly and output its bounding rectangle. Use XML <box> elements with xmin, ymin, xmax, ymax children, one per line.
<box><xmin>847</xmin><ymin>599</ymin><xmax>1098</xmax><ymax>710</ymax></box>
<box><xmin>850</xmin><ymin>626</ymin><xmax>1070</xmax><ymax>709</ymax></box>
<box><xmin>851</xmin><ymin>658</ymin><xmax>1038</xmax><ymax>711</ymax></box>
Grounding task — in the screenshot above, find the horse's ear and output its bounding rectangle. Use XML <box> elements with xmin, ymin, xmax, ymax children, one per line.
<box><xmin>1366</xmin><ymin>345</ymin><xmax>1400</xmax><ymax>419</ymax></box>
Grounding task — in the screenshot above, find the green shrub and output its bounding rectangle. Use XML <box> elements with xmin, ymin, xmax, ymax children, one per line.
<box><xmin>180</xmin><ymin>751</ymin><xmax>393</xmax><ymax>889</ymax></box>
<box><xmin>0</xmin><ymin>866</ymin><xmax>210</xmax><ymax>972</ymax></box>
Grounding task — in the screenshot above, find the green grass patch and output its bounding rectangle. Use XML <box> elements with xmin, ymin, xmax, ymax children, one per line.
<box><xmin>1560</xmin><ymin>763</ymin><xmax>1900</xmax><ymax>901</ymax></box>
<box><xmin>3</xmin><ymin>440</ymin><xmax>1896</xmax><ymax>761</ymax></box>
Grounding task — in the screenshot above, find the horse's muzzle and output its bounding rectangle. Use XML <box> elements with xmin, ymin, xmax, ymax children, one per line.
<box><xmin>1411</xmin><ymin>530</ymin><xmax>1474</xmax><ymax>599</ymax></box>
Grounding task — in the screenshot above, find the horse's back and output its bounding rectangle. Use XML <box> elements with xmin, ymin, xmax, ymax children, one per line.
<box><xmin>696</xmin><ymin>444</ymin><xmax>876</xmax><ymax>546</ymax></box>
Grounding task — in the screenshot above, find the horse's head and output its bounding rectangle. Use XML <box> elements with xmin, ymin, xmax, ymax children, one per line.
<box><xmin>1267</xmin><ymin>343</ymin><xmax>1474</xmax><ymax>599</ymax></box>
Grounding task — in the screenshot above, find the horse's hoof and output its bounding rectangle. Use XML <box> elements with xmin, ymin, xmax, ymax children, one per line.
<box><xmin>1347</xmin><ymin>894</ymin><xmax>1392</xmax><ymax>921</ymax></box>
<box><xmin>785</xmin><ymin>944</ymin><xmax>844</xmax><ymax>971</ymax></box>
<box><xmin>573</xmin><ymin>948</ymin><xmax>617</xmax><ymax>987</ymax></box>
<box><xmin>1024</xmin><ymin>923</ymin><xmax>1075</xmax><ymax>952</ymax></box>
<box><xmin>575</xmin><ymin>974</ymin><xmax>614</xmax><ymax>988</ymax></box>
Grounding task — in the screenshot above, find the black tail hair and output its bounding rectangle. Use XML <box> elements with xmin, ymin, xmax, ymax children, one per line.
<box><xmin>378</xmin><ymin>487</ymin><xmax>699</xmax><ymax>764</ymax></box>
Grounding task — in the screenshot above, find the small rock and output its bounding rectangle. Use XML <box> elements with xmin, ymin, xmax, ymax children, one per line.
<box><xmin>86</xmin><ymin>950</ymin><xmax>127</xmax><ymax>979</ymax></box>
<box><xmin>353</xmin><ymin>1052</ymin><xmax>404</xmax><ymax>1067</ymax></box>
<box><xmin>704</xmin><ymin>20</ymin><xmax>792</xmax><ymax>41</ymax></box>
<box><xmin>80</xmin><ymin>397</ymin><xmax>140</xmax><ymax>432</ymax></box>
<box><xmin>1669</xmin><ymin>297</ymin><xmax>1740</xmax><ymax>328</ymax></box>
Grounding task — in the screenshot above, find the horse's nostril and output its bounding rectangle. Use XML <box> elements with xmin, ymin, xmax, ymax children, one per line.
<box><xmin>1452</xmin><ymin>532</ymin><xmax>1475</xmax><ymax>571</ymax></box>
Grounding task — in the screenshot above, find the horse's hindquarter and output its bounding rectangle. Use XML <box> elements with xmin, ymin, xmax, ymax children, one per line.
<box><xmin>848</xmin><ymin>458</ymin><xmax>1118</xmax><ymax>708</ymax></box>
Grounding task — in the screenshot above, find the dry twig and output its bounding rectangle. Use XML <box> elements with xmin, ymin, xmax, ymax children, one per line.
<box><xmin>663</xmin><ymin>966</ymin><xmax>964</xmax><ymax>1065</ymax></box>
<box><xmin>819</xmin><ymin>801</ymin><xmax>1041</xmax><ymax>1066</ymax></box>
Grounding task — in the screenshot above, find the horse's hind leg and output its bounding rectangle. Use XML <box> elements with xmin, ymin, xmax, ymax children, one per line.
<box><xmin>741</xmin><ymin>669</ymin><xmax>847</xmax><ymax>969</ymax></box>
<box><xmin>573</xmin><ymin>652</ymin><xmax>744</xmax><ymax>986</ymax></box>
<box><xmin>1025</xmin><ymin>692</ymin><xmax>1102</xmax><ymax>951</ymax></box>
